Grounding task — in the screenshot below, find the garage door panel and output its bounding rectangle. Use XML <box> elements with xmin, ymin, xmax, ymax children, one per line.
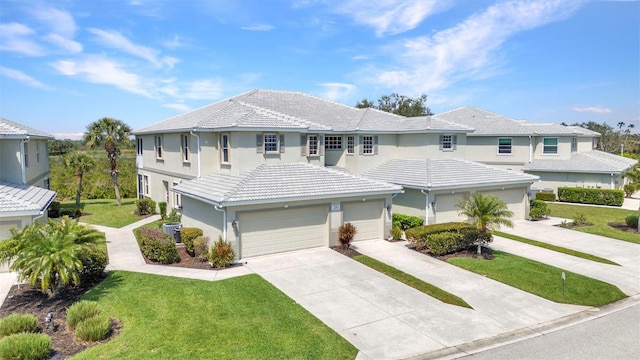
<box><xmin>480</xmin><ymin>189</ymin><xmax>525</xmax><ymax>219</ymax></box>
<box><xmin>343</xmin><ymin>201</ymin><xmax>383</xmax><ymax>241</ymax></box>
<box><xmin>435</xmin><ymin>194</ymin><xmax>466</xmax><ymax>223</ymax></box>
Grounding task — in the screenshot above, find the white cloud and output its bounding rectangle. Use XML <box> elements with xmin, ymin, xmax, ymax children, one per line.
<box><xmin>182</xmin><ymin>79</ymin><xmax>224</xmax><ymax>99</ymax></box>
<box><xmin>162</xmin><ymin>103</ymin><xmax>192</xmax><ymax>112</ymax></box>
<box><xmin>44</xmin><ymin>34</ymin><xmax>82</xmax><ymax>53</ymax></box>
<box><xmin>318</xmin><ymin>83</ymin><xmax>357</xmax><ymax>101</ymax></box>
<box><xmin>240</xmin><ymin>24</ymin><xmax>274</xmax><ymax>31</ymax></box>
<box><xmin>572</xmin><ymin>106</ymin><xmax>613</xmax><ymax>114</ymax></box>
<box><xmin>88</xmin><ymin>28</ymin><xmax>174</xmax><ymax>68</ymax></box>
<box><xmin>30</xmin><ymin>5</ymin><xmax>77</xmax><ymax>38</ymax></box>
<box><xmin>52</xmin><ymin>132</ymin><xmax>84</xmax><ymax>140</ymax></box>
<box><xmin>162</xmin><ymin>35</ymin><xmax>185</xmax><ymax>49</ymax></box>
<box><xmin>0</xmin><ymin>22</ymin><xmax>44</xmax><ymax>56</ymax></box>
<box><xmin>0</xmin><ymin>66</ymin><xmax>49</xmax><ymax>89</ymax></box>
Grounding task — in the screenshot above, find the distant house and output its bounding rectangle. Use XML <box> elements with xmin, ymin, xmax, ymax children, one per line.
<box><xmin>0</xmin><ymin>118</ymin><xmax>56</xmax><ymax>242</ymax></box>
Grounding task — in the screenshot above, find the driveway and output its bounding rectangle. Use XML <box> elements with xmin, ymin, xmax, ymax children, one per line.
<box><xmin>245</xmin><ymin>246</ymin><xmax>586</xmax><ymax>360</ymax></box>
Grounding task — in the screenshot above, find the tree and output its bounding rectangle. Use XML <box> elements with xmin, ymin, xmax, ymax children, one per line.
<box><xmin>571</xmin><ymin>121</ymin><xmax>638</xmax><ymax>155</ymax></box>
<box><xmin>457</xmin><ymin>193</ymin><xmax>514</xmax><ymax>254</ymax></box>
<box><xmin>0</xmin><ymin>217</ymin><xmax>105</xmax><ymax>297</ymax></box>
<box><xmin>356</xmin><ymin>93</ymin><xmax>434</xmax><ymax>117</ymax></box>
<box><xmin>64</xmin><ymin>152</ymin><xmax>96</xmax><ymax>207</ymax></box>
<box><xmin>83</xmin><ymin>118</ymin><xmax>132</xmax><ymax>205</ymax></box>
<box><xmin>49</xmin><ymin>139</ymin><xmax>77</xmax><ymax>156</ymax></box>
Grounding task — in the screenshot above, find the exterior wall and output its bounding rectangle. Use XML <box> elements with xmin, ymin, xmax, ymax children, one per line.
<box><xmin>137</xmin><ymin>169</ymin><xmax>195</xmax><ymax>209</ymax></box>
<box><xmin>0</xmin><ymin>138</ymin><xmax>49</xmax><ymax>187</ymax></box>
<box><xmin>179</xmin><ymin>196</ymin><xmax>224</xmax><ymax>246</ymax></box>
<box><xmin>576</xmin><ymin>137</ymin><xmax>595</xmax><ymax>152</ymax></box>
<box><xmin>0</xmin><ymin>139</ymin><xmax>22</xmax><ymax>183</ymax></box>
<box><xmin>395</xmin><ymin>133</ymin><xmax>467</xmax><ymax>161</ymax></box>
<box><xmin>24</xmin><ymin>140</ymin><xmax>50</xmax><ymax>187</ymax></box>
<box><xmin>465</xmin><ymin>136</ymin><xmax>529</xmax><ymax>170</ymax></box>
<box><xmin>532</xmin><ymin>136</ymin><xmax>572</xmax><ymax>160</ymax></box>
<box><xmin>527</xmin><ymin>171</ymin><xmax>619</xmax><ymax>191</ymax></box>
<box><xmin>392</xmin><ymin>190</ymin><xmax>427</xmax><ymax>221</ymax></box>
<box><xmin>344</xmin><ymin>134</ymin><xmax>403</xmax><ymax>174</ymax></box>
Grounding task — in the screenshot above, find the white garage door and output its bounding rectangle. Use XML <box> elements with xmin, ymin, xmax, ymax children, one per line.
<box><xmin>435</xmin><ymin>194</ymin><xmax>466</xmax><ymax>223</ymax></box>
<box><xmin>342</xmin><ymin>201</ymin><xmax>383</xmax><ymax>241</ymax></box>
<box><xmin>480</xmin><ymin>189</ymin><xmax>526</xmax><ymax>219</ymax></box>
<box><xmin>239</xmin><ymin>205</ymin><xmax>328</xmax><ymax>258</ymax></box>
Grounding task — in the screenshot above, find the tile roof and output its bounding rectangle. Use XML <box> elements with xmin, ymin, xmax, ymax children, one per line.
<box><xmin>522</xmin><ymin>151</ymin><xmax>637</xmax><ymax>174</ymax></box>
<box><xmin>364</xmin><ymin>159</ymin><xmax>539</xmax><ymax>191</ymax></box>
<box><xmin>0</xmin><ymin>181</ymin><xmax>57</xmax><ymax>215</ymax></box>
<box><xmin>0</xmin><ymin>118</ymin><xmax>54</xmax><ymax>139</ymax></box>
<box><xmin>172</xmin><ymin>162</ymin><xmax>403</xmax><ymax>206</ymax></box>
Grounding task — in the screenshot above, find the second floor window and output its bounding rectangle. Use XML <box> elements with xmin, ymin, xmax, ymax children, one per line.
<box><xmin>359</xmin><ymin>135</ymin><xmax>378</xmax><ymax>155</ymax></box>
<box><xmin>155</xmin><ymin>136</ymin><xmax>163</xmax><ymax>159</ymax></box>
<box><xmin>137</xmin><ymin>138</ymin><xmax>143</xmax><ymax>155</ymax></box>
<box><xmin>439</xmin><ymin>135</ymin><xmax>457</xmax><ymax>151</ymax></box>
<box><xmin>182</xmin><ymin>134</ymin><xmax>190</xmax><ymax>162</ymax></box>
<box><xmin>325</xmin><ymin>136</ymin><xmax>342</xmax><ymax>150</ymax></box>
<box><xmin>264</xmin><ymin>134</ymin><xmax>278</xmax><ymax>153</ymax></box>
<box><xmin>308</xmin><ymin>135</ymin><xmax>319</xmax><ymax>156</ymax></box>
<box><xmin>347</xmin><ymin>136</ymin><xmax>355</xmax><ymax>155</ymax></box>
<box><xmin>256</xmin><ymin>133</ymin><xmax>284</xmax><ymax>154</ymax></box>
<box><xmin>36</xmin><ymin>142</ymin><xmax>40</xmax><ymax>163</ymax></box>
<box><xmin>498</xmin><ymin>138</ymin><xmax>512</xmax><ymax>154</ymax></box>
<box><xmin>221</xmin><ymin>134</ymin><xmax>230</xmax><ymax>163</ymax></box>
<box><xmin>543</xmin><ymin>138</ymin><xmax>558</xmax><ymax>154</ymax></box>
<box><xmin>24</xmin><ymin>143</ymin><xmax>29</xmax><ymax>168</ymax></box>
<box><xmin>571</xmin><ymin>137</ymin><xmax>577</xmax><ymax>152</ymax></box>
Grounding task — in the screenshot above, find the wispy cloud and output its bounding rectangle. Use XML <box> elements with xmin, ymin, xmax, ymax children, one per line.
<box><xmin>29</xmin><ymin>5</ymin><xmax>77</xmax><ymax>38</ymax></box>
<box><xmin>318</xmin><ymin>82</ymin><xmax>356</xmax><ymax>101</ymax></box>
<box><xmin>240</xmin><ymin>24</ymin><xmax>274</xmax><ymax>31</ymax></box>
<box><xmin>572</xmin><ymin>106</ymin><xmax>613</xmax><ymax>114</ymax></box>
<box><xmin>161</xmin><ymin>35</ymin><xmax>185</xmax><ymax>49</ymax></box>
<box><xmin>44</xmin><ymin>34</ymin><xmax>82</xmax><ymax>53</ymax></box>
<box><xmin>0</xmin><ymin>22</ymin><xmax>44</xmax><ymax>56</ymax></box>
<box><xmin>0</xmin><ymin>66</ymin><xmax>49</xmax><ymax>89</ymax></box>
<box><xmin>88</xmin><ymin>28</ymin><xmax>176</xmax><ymax>68</ymax></box>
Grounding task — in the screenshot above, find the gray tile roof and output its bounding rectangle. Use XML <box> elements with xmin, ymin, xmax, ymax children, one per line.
<box><xmin>172</xmin><ymin>162</ymin><xmax>403</xmax><ymax>206</ymax></box>
<box><xmin>0</xmin><ymin>181</ymin><xmax>57</xmax><ymax>215</ymax></box>
<box><xmin>0</xmin><ymin>118</ymin><xmax>54</xmax><ymax>139</ymax></box>
<box><xmin>522</xmin><ymin>151</ymin><xmax>637</xmax><ymax>174</ymax></box>
<box><xmin>364</xmin><ymin>158</ymin><xmax>539</xmax><ymax>191</ymax></box>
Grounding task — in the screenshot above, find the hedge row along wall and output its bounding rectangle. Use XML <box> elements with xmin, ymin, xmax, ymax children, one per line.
<box><xmin>557</xmin><ymin>187</ymin><xmax>624</xmax><ymax>207</ymax></box>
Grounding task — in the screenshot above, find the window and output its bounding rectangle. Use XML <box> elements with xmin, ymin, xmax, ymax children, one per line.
<box><xmin>571</xmin><ymin>137</ymin><xmax>577</xmax><ymax>152</ymax></box>
<box><xmin>256</xmin><ymin>133</ymin><xmax>284</xmax><ymax>154</ymax></box>
<box><xmin>498</xmin><ymin>138</ymin><xmax>512</xmax><ymax>154</ymax></box>
<box><xmin>143</xmin><ymin>175</ymin><xmax>150</xmax><ymax>195</ymax></box>
<box><xmin>264</xmin><ymin>134</ymin><xmax>278</xmax><ymax>153</ymax></box>
<box><xmin>137</xmin><ymin>175</ymin><xmax>144</xmax><ymax>199</ymax></box>
<box><xmin>439</xmin><ymin>134</ymin><xmax>457</xmax><ymax>151</ymax></box>
<box><xmin>173</xmin><ymin>182</ymin><xmax>182</xmax><ymax>208</ymax></box>
<box><xmin>24</xmin><ymin>142</ymin><xmax>29</xmax><ymax>168</ymax></box>
<box><xmin>221</xmin><ymin>134</ymin><xmax>230</xmax><ymax>163</ymax></box>
<box><xmin>325</xmin><ymin>136</ymin><xmax>342</xmax><ymax>150</ymax></box>
<box><xmin>592</xmin><ymin>138</ymin><xmax>597</xmax><ymax>150</ymax></box>
<box><xmin>347</xmin><ymin>136</ymin><xmax>355</xmax><ymax>155</ymax></box>
<box><xmin>36</xmin><ymin>142</ymin><xmax>40</xmax><ymax>163</ymax></box>
<box><xmin>137</xmin><ymin>138</ymin><xmax>143</xmax><ymax>155</ymax></box>
<box><xmin>543</xmin><ymin>138</ymin><xmax>558</xmax><ymax>154</ymax></box>
<box><xmin>362</xmin><ymin>136</ymin><xmax>373</xmax><ymax>154</ymax></box>
<box><xmin>43</xmin><ymin>178</ymin><xmax>50</xmax><ymax>190</ymax></box>
<box><xmin>181</xmin><ymin>134</ymin><xmax>190</xmax><ymax>162</ymax></box>
<box><xmin>308</xmin><ymin>135</ymin><xmax>319</xmax><ymax>156</ymax></box>
<box><xmin>155</xmin><ymin>136</ymin><xmax>163</xmax><ymax>159</ymax></box>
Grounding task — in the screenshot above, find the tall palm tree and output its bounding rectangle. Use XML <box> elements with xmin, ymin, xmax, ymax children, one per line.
<box><xmin>457</xmin><ymin>193</ymin><xmax>514</xmax><ymax>254</ymax></box>
<box><xmin>83</xmin><ymin>117</ymin><xmax>132</xmax><ymax>205</ymax></box>
<box><xmin>65</xmin><ymin>152</ymin><xmax>96</xmax><ymax>207</ymax></box>
<box><xmin>0</xmin><ymin>217</ymin><xmax>105</xmax><ymax>297</ymax></box>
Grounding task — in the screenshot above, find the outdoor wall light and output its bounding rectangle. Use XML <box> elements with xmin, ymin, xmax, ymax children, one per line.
<box><xmin>362</xmin><ymin>198</ymin><xmax>366</xmax><ymax>202</ymax></box>
<box><xmin>386</xmin><ymin>204</ymin><xmax>392</xmax><ymax>211</ymax></box>
<box><xmin>284</xmin><ymin>204</ymin><xmax>289</xmax><ymax>208</ymax></box>
<box><xmin>232</xmin><ymin>220</ymin><xmax>238</xmax><ymax>227</ymax></box>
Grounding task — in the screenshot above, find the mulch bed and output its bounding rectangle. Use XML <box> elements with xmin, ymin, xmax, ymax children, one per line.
<box><xmin>141</xmin><ymin>244</ymin><xmax>243</xmax><ymax>270</ymax></box>
<box><xmin>332</xmin><ymin>242</ymin><xmax>493</xmax><ymax>261</ymax></box>
<box><xmin>607</xmin><ymin>222</ymin><xmax>639</xmax><ymax>234</ymax></box>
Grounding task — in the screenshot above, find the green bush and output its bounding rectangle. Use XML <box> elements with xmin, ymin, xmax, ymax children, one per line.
<box><xmin>47</xmin><ymin>201</ymin><xmax>61</xmax><ymax>218</ymax></box>
<box><xmin>392</xmin><ymin>214</ymin><xmax>424</xmax><ymax>231</ymax></box>
<box><xmin>74</xmin><ymin>314</ymin><xmax>111</xmax><ymax>342</ymax></box>
<box><xmin>135</xmin><ymin>198</ymin><xmax>156</xmax><ymax>215</ymax></box>
<box><xmin>624</xmin><ymin>183</ymin><xmax>637</xmax><ymax>197</ymax></box>
<box><xmin>181</xmin><ymin>227</ymin><xmax>203</xmax><ymax>256</ymax></box>
<box><xmin>193</xmin><ymin>236</ymin><xmax>210</xmax><ymax>262</ymax></box>
<box><xmin>405</xmin><ymin>222</ymin><xmax>481</xmax><ymax>250</ymax></box>
<box><xmin>135</xmin><ymin>227</ymin><xmax>179</xmax><ymax>264</ymax></box>
<box><xmin>0</xmin><ymin>314</ymin><xmax>39</xmax><ymax>338</ymax></box>
<box><xmin>535</xmin><ymin>192</ymin><xmax>556</xmax><ymax>201</ymax></box>
<box><xmin>0</xmin><ymin>333</ymin><xmax>51</xmax><ymax>360</ymax></box>
<box><xmin>166</xmin><ymin>209</ymin><xmax>181</xmax><ymax>223</ymax></box>
<box><xmin>529</xmin><ymin>199</ymin><xmax>550</xmax><ymax>220</ymax></box>
<box><xmin>557</xmin><ymin>187</ymin><xmax>624</xmax><ymax>206</ymax></box>
<box><xmin>625</xmin><ymin>214</ymin><xmax>639</xmax><ymax>229</ymax></box>
<box><xmin>573</xmin><ymin>213</ymin><xmax>588</xmax><ymax>226</ymax></box>
<box><xmin>426</xmin><ymin>232</ymin><xmax>468</xmax><ymax>256</ymax></box>
<box><xmin>67</xmin><ymin>300</ymin><xmax>101</xmax><ymax>330</ymax></box>
<box><xmin>77</xmin><ymin>248</ymin><xmax>108</xmax><ymax>286</ymax></box>
<box><xmin>210</xmin><ymin>236</ymin><xmax>235</xmax><ymax>269</ymax></box>
<box><xmin>338</xmin><ymin>222</ymin><xmax>357</xmax><ymax>249</ymax></box>
<box><xmin>390</xmin><ymin>227</ymin><xmax>403</xmax><ymax>240</ymax></box>
<box><xmin>158</xmin><ymin>202</ymin><xmax>168</xmax><ymax>220</ymax></box>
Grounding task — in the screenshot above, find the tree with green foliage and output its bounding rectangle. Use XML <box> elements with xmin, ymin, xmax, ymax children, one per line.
<box><xmin>83</xmin><ymin>118</ymin><xmax>132</xmax><ymax>206</ymax></box>
<box><xmin>64</xmin><ymin>152</ymin><xmax>96</xmax><ymax>207</ymax></box>
<box><xmin>457</xmin><ymin>193</ymin><xmax>514</xmax><ymax>254</ymax></box>
<box><xmin>49</xmin><ymin>139</ymin><xmax>77</xmax><ymax>156</ymax></box>
<box><xmin>0</xmin><ymin>217</ymin><xmax>105</xmax><ymax>297</ymax></box>
<box><xmin>569</xmin><ymin>121</ymin><xmax>638</xmax><ymax>155</ymax></box>
<box><xmin>356</xmin><ymin>93</ymin><xmax>433</xmax><ymax>117</ymax></box>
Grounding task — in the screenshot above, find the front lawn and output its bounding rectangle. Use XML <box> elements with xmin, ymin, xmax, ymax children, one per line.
<box><xmin>61</xmin><ymin>199</ymin><xmax>142</xmax><ymax>228</ymax></box>
<box><xmin>73</xmin><ymin>271</ymin><xmax>356</xmax><ymax>359</ymax></box>
<box><xmin>546</xmin><ymin>202</ymin><xmax>639</xmax><ymax>244</ymax></box>
<box><xmin>448</xmin><ymin>251</ymin><xmax>626</xmax><ymax>307</ymax></box>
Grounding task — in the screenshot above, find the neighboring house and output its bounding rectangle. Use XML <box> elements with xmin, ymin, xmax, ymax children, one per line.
<box><xmin>0</xmin><ymin>118</ymin><xmax>56</xmax><ymax>242</ymax></box>
<box><xmin>133</xmin><ymin>89</ymin><xmax>540</xmax><ymax>259</ymax></box>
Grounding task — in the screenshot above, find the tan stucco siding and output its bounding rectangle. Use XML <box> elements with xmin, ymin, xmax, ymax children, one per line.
<box><xmin>465</xmin><ymin>136</ymin><xmax>529</xmax><ymax>168</ymax></box>
<box><xmin>0</xmin><ymin>139</ymin><xmax>22</xmax><ymax>183</ymax></box>
<box><xmin>533</xmin><ymin>136</ymin><xmax>573</xmax><ymax>160</ymax></box>
<box><xmin>180</xmin><ymin>196</ymin><xmax>225</xmax><ymax>249</ymax></box>
<box><xmin>527</xmin><ymin>171</ymin><xmax>619</xmax><ymax>191</ymax></box>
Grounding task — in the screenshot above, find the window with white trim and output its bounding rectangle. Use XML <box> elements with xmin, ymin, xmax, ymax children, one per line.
<box><xmin>571</xmin><ymin>137</ymin><xmax>577</xmax><ymax>152</ymax></box>
<box><xmin>143</xmin><ymin>175</ymin><xmax>150</xmax><ymax>195</ymax></box>
<box><xmin>181</xmin><ymin>134</ymin><xmax>189</xmax><ymax>162</ymax></box>
<box><xmin>155</xmin><ymin>136</ymin><xmax>163</xmax><ymax>159</ymax></box>
<box><xmin>264</xmin><ymin>134</ymin><xmax>278</xmax><ymax>153</ymax></box>
<box><xmin>308</xmin><ymin>135</ymin><xmax>319</xmax><ymax>156</ymax></box>
<box><xmin>221</xmin><ymin>134</ymin><xmax>230</xmax><ymax>163</ymax></box>
<box><xmin>137</xmin><ymin>138</ymin><xmax>143</xmax><ymax>155</ymax></box>
<box><xmin>362</xmin><ymin>136</ymin><xmax>374</xmax><ymax>155</ymax></box>
<box><xmin>543</xmin><ymin>137</ymin><xmax>558</xmax><ymax>154</ymax></box>
<box><xmin>347</xmin><ymin>136</ymin><xmax>355</xmax><ymax>155</ymax></box>
<box><xmin>24</xmin><ymin>143</ymin><xmax>29</xmax><ymax>168</ymax></box>
<box><xmin>439</xmin><ymin>134</ymin><xmax>457</xmax><ymax>151</ymax></box>
<box><xmin>498</xmin><ymin>138</ymin><xmax>512</xmax><ymax>154</ymax></box>
<box><xmin>592</xmin><ymin>138</ymin><xmax>597</xmax><ymax>150</ymax></box>
<box><xmin>173</xmin><ymin>182</ymin><xmax>182</xmax><ymax>208</ymax></box>
<box><xmin>36</xmin><ymin>142</ymin><xmax>40</xmax><ymax>163</ymax></box>
<box><xmin>325</xmin><ymin>136</ymin><xmax>342</xmax><ymax>150</ymax></box>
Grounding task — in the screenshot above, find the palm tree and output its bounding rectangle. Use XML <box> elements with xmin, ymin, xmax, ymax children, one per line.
<box><xmin>457</xmin><ymin>193</ymin><xmax>514</xmax><ymax>254</ymax></box>
<box><xmin>83</xmin><ymin>118</ymin><xmax>132</xmax><ymax>205</ymax></box>
<box><xmin>65</xmin><ymin>152</ymin><xmax>96</xmax><ymax>207</ymax></box>
<box><xmin>0</xmin><ymin>217</ymin><xmax>105</xmax><ymax>297</ymax></box>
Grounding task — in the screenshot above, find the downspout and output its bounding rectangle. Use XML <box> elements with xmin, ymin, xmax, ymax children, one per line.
<box><xmin>20</xmin><ymin>137</ymin><xmax>30</xmax><ymax>184</ymax></box>
<box><xmin>190</xmin><ymin>130</ymin><xmax>201</xmax><ymax>178</ymax></box>
<box><xmin>213</xmin><ymin>205</ymin><xmax>227</xmax><ymax>241</ymax></box>
<box><xmin>528</xmin><ymin>135</ymin><xmax>533</xmax><ymax>163</ymax></box>
<box><xmin>421</xmin><ymin>189</ymin><xmax>430</xmax><ymax>225</ymax></box>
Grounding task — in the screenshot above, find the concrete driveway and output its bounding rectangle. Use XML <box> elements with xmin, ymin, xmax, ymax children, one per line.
<box><xmin>245</xmin><ymin>246</ymin><xmax>586</xmax><ymax>360</ymax></box>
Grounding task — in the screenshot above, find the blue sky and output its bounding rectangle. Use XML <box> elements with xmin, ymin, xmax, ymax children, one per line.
<box><xmin>0</xmin><ymin>0</ymin><xmax>638</xmax><ymax>139</ymax></box>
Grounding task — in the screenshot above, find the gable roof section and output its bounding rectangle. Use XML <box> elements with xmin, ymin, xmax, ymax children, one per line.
<box><xmin>364</xmin><ymin>158</ymin><xmax>539</xmax><ymax>191</ymax></box>
<box><xmin>522</xmin><ymin>151</ymin><xmax>637</xmax><ymax>174</ymax></box>
<box><xmin>0</xmin><ymin>181</ymin><xmax>57</xmax><ymax>216</ymax></box>
<box><xmin>0</xmin><ymin>118</ymin><xmax>54</xmax><ymax>139</ymax></box>
<box><xmin>172</xmin><ymin>162</ymin><xmax>403</xmax><ymax>206</ymax></box>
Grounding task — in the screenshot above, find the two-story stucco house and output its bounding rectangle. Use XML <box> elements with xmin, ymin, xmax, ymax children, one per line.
<box><xmin>0</xmin><ymin>118</ymin><xmax>57</xmax><ymax>241</ymax></box>
<box><xmin>133</xmin><ymin>90</ymin><xmax>539</xmax><ymax>259</ymax></box>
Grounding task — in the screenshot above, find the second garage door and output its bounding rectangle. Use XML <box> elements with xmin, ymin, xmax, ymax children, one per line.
<box><xmin>480</xmin><ymin>189</ymin><xmax>526</xmax><ymax>219</ymax></box>
<box><xmin>434</xmin><ymin>194</ymin><xmax>466</xmax><ymax>223</ymax></box>
<box><xmin>342</xmin><ymin>200</ymin><xmax>383</xmax><ymax>241</ymax></box>
<box><xmin>239</xmin><ymin>205</ymin><xmax>329</xmax><ymax>258</ymax></box>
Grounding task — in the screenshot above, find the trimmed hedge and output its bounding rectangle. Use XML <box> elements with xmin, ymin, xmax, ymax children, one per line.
<box><xmin>181</xmin><ymin>227</ymin><xmax>203</xmax><ymax>256</ymax></box>
<box><xmin>78</xmin><ymin>248</ymin><xmax>108</xmax><ymax>286</ymax></box>
<box><xmin>626</xmin><ymin>214</ymin><xmax>639</xmax><ymax>229</ymax></box>
<box><xmin>405</xmin><ymin>222</ymin><xmax>489</xmax><ymax>255</ymax></box>
<box><xmin>529</xmin><ymin>199</ymin><xmax>550</xmax><ymax>220</ymax></box>
<box><xmin>392</xmin><ymin>214</ymin><xmax>424</xmax><ymax>231</ymax></box>
<box><xmin>0</xmin><ymin>333</ymin><xmax>51</xmax><ymax>360</ymax></box>
<box><xmin>558</xmin><ymin>187</ymin><xmax>624</xmax><ymax>207</ymax></box>
<box><xmin>0</xmin><ymin>314</ymin><xmax>39</xmax><ymax>338</ymax></box>
<box><xmin>136</xmin><ymin>198</ymin><xmax>156</xmax><ymax>215</ymax></box>
<box><xmin>535</xmin><ymin>192</ymin><xmax>556</xmax><ymax>201</ymax></box>
<box><xmin>135</xmin><ymin>227</ymin><xmax>179</xmax><ymax>264</ymax></box>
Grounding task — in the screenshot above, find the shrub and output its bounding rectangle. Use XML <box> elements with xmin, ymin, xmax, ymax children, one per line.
<box><xmin>338</xmin><ymin>222</ymin><xmax>357</xmax><ymax>249</ymax></box>
<box><xmin>624</xmin><ymin>183</ymin><xmax>637</xmax><ymax>197</ymax></box>
<box><xmin>535</xmin><ymin>192</ymin><xmax>556</xmax><ymax>201</ymax></box>
<box><xmin>77</xmin><ymin>248</ymin><xmax>108</xmax><ymax>286</ymax></box>
<box><xmin>405</xmin><ymin>222</ymin><xmax>481</xmax><ymax>250</ymax></box>
<box><xmin>67</xmin><ymin>300</ymin><xmax>101</xmax><ymax>330</ymax></box>
<box><xmin>47</xmin><ymin>201</ymin><xmax>61</xmax><ymax>218</ymax></box>
<box><xmin>135</xmin><ymin>198</ymin><xmax>156</xmax><ymax>215</ymax></box>
<box><xmin>180</xmin><ymin>227</ymin><xmax>203</xmax><ymax>256</ymax></box>
<box><xmin>573</xmin><ymin>213</ymin><xmax>588</xmax><ymax>226</ymax></box>
<box><xmin>210</xmin><ymin>236</ymin><xmax>235</xmax><ymax>269</ymax></box>
<box><xmin>390</xmin><ymin>227</ymin><xmax>403</xmax><ymax>241</ymax></box>
<box><xmin>0</xmin><ymin>313</ymin><xmax>39</xmax><ymax>338</ymax></box>
<box><xmin>193</xmin><ymin>236</ymin><xmax>210</xmax><ymax>262</ymax></box>
<box><xmin>135</xmin><ymin>227</ymin><xmax>179</xmax><ymax>264</ymax></box>
<box><xmin>625</xmin><ymin>214</ymin><xmax>639</xmax><ymax>229</ymax></box>
<box><xmin>557</xmin><ymin>187</ymin><xmax>624</xmax><ymax>207</ymax></box>
<box><xmin>74</xmin><ymin>314</ymin><xmax>111</xmax><ymax>342</ymax></box>
<box><xmin>426</xmin><ymin>232</ymin><xmax>467</xmax><ymax>256</ymax></box>
<box><xmin>158</xmin><ymin>201</ymin><xmax>168</xmax><ymax>220</ymax></box>
<box><xmin>0</xmin><ymin>333</ymin><xmax>51</xmax><ymax>360</ymax></box>
<box><xmin>391</xmin><ymin>214</ymin><xmax>424</xmax><ymax>231</ymax></box>
<box><xmin>167</xmin><ymin>209</ymin><xmax>181</xmax><ymax>223</ymax></box>
<box><xmin>529</xmin><ymin>199</ymin><xmax>550</xmax><ymax>220</ymax></box>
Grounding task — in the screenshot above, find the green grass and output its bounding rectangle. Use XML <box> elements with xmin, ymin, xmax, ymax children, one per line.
<box><xmin>61</xmin><ymin>199</ymin><xmax>142</xmax><ymax>228</ymax></box>
<box><xmin>353</xmin><ymin>255</ymin><xmax>472</xmax><ymax>309</ymax></box>
<box><xmin>547</xmin><ymin>202</ymin><xmax>640</xmax><ymax>244</ymax></box>
<box><xmin>494</xmin><ymin>231</ymin><xmax>620</xmax><ymax>266</ymax></box>
<box><xmin>448</xmin><ymin>251</ymin><xmax>626</xmax><ymax>307</ymax></box>
<box><xmin>72</xmin><ymin>271</ymin><xmax>356</xmax><ymax>359</ymax></box>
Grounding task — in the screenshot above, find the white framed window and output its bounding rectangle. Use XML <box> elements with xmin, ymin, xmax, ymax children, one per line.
<box><xmin>221</xmin><ymin>134</ymin><xmax>230</xmax><ymax>163</ymax></box>
<box><xmin>256</xmin><ymin>133</ymin><xmax>284</xmax><ymax>154</ymax></box>
<box><xmin>362</xmin><ymin>136</ymin><xmax>373</xmax><ymax>154</ymax></box>
<box><xmin>543</xmin><ymin>137</ymin><xmax>558</xmax><ymax>154</ymax></box>
<box><xmin>143</xmin><ymin>175</ymin><xmax>150</xmax><ymax>195</ymax></box>
<box><xmin>498</xmin><ymin>138</ymin><xmax>512</xmax><ymax>154</ymax></box>
<box><xmin>308</xmin><ymin>135</ymin><xmax>319</xmax><ymax>156</ymax></box>
<box><xmin>347</xmin><ymin>136</ymin><xmax>355</xmax><ymax>155</ymax></box>
<box><xmin>155</xmin><ymin>136</ymin><xmax>163</xmax><ymax>159</ymax></box>
<box><xmin>137</xmin><ymin>138</ymin><xmax>143</xmax><ymax>155</ymax></box>
<box><xmin>439</xmin><ymin>134</ymin><xmax>458</xmax><ymax>151</ymax></box>
<box><xmin>571</xmin><ymin>137</ymin><xmax>577</xmax><ymax>152</ymax></box>
<box><xmin>325</xmin><ymin>136</ymin><xmax>342</xmax><ymax>150</ymax></box>
<box><xmin>24</xmin><ymin>142</ymin><xmax>29</xmax><ymax>168</ymax></box>
<box><xmin>36</xmin><ymin>142</ymin><xmax>40</xmax><ymax>163</ymax></box>
<box><xmin>181</xmin><ymin>134</ymin><xmax>190</xmax><ymax>162</ymax></box>
<box><xmin>592</xmin><ymin>138</ymin><xmax>597</xmax><ymax>150</ymax></box>
<box><xmin>264</xmin><ymin>134</ymin><xmax>278</xmax><ymax>153</ymax></box>
<box><xmin>173</xmin><ymin>182</ymin><xmax>182</xmax><ymax>208</ymax></box>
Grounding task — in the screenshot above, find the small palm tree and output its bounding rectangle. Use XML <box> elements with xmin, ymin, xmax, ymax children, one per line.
<box><xmin>457</xmin><ymin>193</ymin><xmax>514</xmax><ymax>254</ymax></box>
<box><xmin>65</xmin><ymin>152</ymin><xmax>95</xmax><ymax>207</ymax></box>
<box><xmin>0</xmin><ymin>217</ymin><xmax>104</xmax><ymax>297</ymax></box>
<box><xmin>83</xmin><ymin>117</ymin><xmax>132</xmax><ymax>206</ymax></box>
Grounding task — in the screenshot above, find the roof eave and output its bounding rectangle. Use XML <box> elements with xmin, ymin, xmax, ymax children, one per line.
<box><xmin>397</xmin><ymin>178</ymin><xmax>539</xmax><ymax>191</ymax></box>
<box><xmin>219</xmin><ymin>189</ymin><xmax>403</xmax><ymax>207</ymax></box>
